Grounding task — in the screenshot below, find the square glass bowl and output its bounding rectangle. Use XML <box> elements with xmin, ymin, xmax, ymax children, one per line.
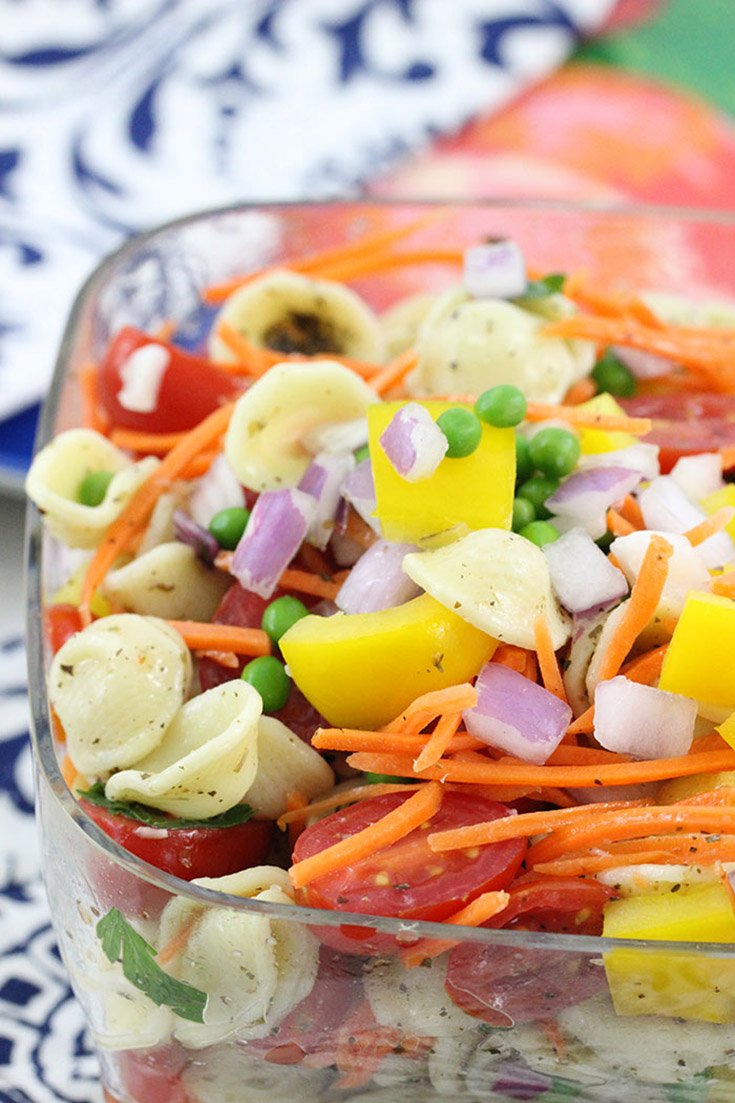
<box><xmin>26</xmin><ymin>201</ymin><xmax>735</xmax><ymax>1103</ymax></box>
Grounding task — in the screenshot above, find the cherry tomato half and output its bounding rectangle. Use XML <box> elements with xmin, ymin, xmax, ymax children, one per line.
<box><xmin>97</xmin><ymin>326</ymin><xmax>242</xmax><ymax>433</ymax></box>
<box><xmin>80</xmin><ymin>800</ymin><xmax>273</xmax><ymax>882</ymax></box>
<box><xmin>486</xmin><ymin>875</ymin><xmax>614</xmax><ymax>936</ymax></box>
<box><xmin>294</xmin><ymin>791</ymin><xmax>526</xmax><ymax>954</ymax></box>
<box><xmin>45</xmin><ymin>603</ymin><xmax>83</xmax><ymax>654</ymax></box>
<box><xmin>114</xmin><ymin>1044</ymin><xmax>191</xmax><ymax>1103</ymax></box>
<box><xmin>621</xmin><ymin>392</ymin><xmax>735</xmax><ymax>473</ymax></box>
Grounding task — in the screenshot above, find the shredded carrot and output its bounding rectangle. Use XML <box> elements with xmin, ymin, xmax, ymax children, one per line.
<box><xmin>402</xmin><ymin>890</ymin><xmax>510</xmax><ymax>968</ymax></box>
<box><xmin>344</xmin><ymin>746</ymin><xmax>735</xmax><ymax>789</ymax></box>
<box><xmin>109</xmin><ymin>427</ymin><xmax>190</xmax><ymax>454</ymax></box>
<box><xmin>276</xmin><ymin>782</ymin><xmax>426</xmax><ymax>829</ymax></box>
<box><xmin>216</xmin><ymin>322</ymin><xmax>272</xmax><ymax>375</ymax></box>
<box><xmin>546</xmin><ymin>744</ymin><xmax>633</xmax><ymax>766</ymax></box>
<box><xmin>179</xmin><ymin>449</ymin><xmax>221</xmax><ymax>478</ymax></box>
<box><xmin>492</xmin><ymin>643</ymin><xmax>536</xmax><ymax>677</ymax></box>
<box><xmin>296</xmin><ymin>542</ymin><xmax>333</xmax><ymax>577</ymax></box>
<box><xmin>563</xmin><ymin>377</ymin><xmax>597</xmax><ymax>405</ymax></box>
<box><xmin>167</xmin><ymin>621</ymin><xmax>271</xmax><ymax>656</ymax></box>
<box><xmin>531</xmin><ymin>851</ymin><xmax>674</xmax><ymax>876</ymax></box>
<box><xmin>713</xmin><ymin>570</ymin><xmax>735</xmax><ymax>599</ymax></box>
<box><xmin>289</xmin><ymin>781</ymin><xmax>443</xmax><ymax>889</ymax></box>
<box><xmin>524</xmin><ymin>401</ymin><xmax>652</xmax><ymax>435</ymax></box>
<box><xmin>316</xmin><ymin>247</ymin><xmax>464</xmax><ymax>284</ymax></box>
<box><xmin>158</xmin><ymin>915</ymin><xmax>200</xmax><ymax>966</ymax></box>
<box><xmin>607</xmin><ymin>508</ymin><xmax>637</xmax><ymax>537</ymax></box>
<box><xmin>79</xmin><ymin>402</ymin><xmax>235</xmax><ymax>624</ymax></box>
<box><xmin>343</xmin><ymin>505</ymin><xmax>378</xmax><ymax>550</ymax></box>
<box><xmin>194</xmin><ymin>649</ymin><xmax>239</xmax><ymax>669</ymax></box>
<box><xmin>593</xmin><ymin>534</ymin><xmax>673</xmax><ymax>683</ymax></box>
<box><xmin>278</xmin><ymin>567</ymin><xmax>345</xmax><ymax>601</ymax></box>
<box><xmin>60</xmin><ymin>755</ymin><xmax>79</xmax><ymax>790</ymax></box>
<box><xmin>428</xmin><ymin>799</ymin><xmax>651</xmax><ymax>853</ymax></box>
<box><xmin>533</xmin><ymin>613</ymin><xmax>568</xmax><ymax>704</ymax></box>
<box><xmin>80</xmin><ymin>363</ymin><xmax>108</xmax><ymax>434</ymax></box>
<box><xmin>413</xmin><ymin>711</ymin><xmax>464</xmax><ymax>772</ymax></box>
<box><xmin>562</xmin><ymin>272</ymin><xmax>662</xmax><ymax>328</ymax></box>
<box><xmin>311</xmin><ymin>726</ymin><xmax>482</xmax><ymax>757</ymax></box>
<box><xmin>369</xmin><ymin>348</ymin><xmax>419</xmax><ymax>396</ymax></box>
<box><xmin>382</xmin><ymin>683</ymin><xmax>477</xmax><ymax>734</ymax></box>
<box><xmin>618</xmin><ymin>494</ymin><xmax>645</xmax><ymax>529</ymax></box>
<box><xmin>676</xmin><ymin>786</ymin><xmax>735</xmax><ymax>808</ymax></box>
<box><xmin>684</xmin><ymin>506</ymin><xmax>735</xmax><ymax>547</ymax></box>
<box><xmin>720</xmin><ymin>446</ymin><xmax>735</xmax><ymax>471</ymax></box>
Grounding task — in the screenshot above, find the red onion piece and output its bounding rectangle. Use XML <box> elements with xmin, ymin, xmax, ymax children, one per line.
<box><xmin>464</xmin><ymin>662</ymin><xmax>572</xmax><ymax>765</ymax></box>
<box><xmin>670</xmin><ymin>453</ymin><xmax>724</xmax><ymax>502</ymax></box>
<box><xmin>335</xmin><ymin>539</ymin><xmax>421</xmax><ymax>614</ymax></box>
<box><xmin>611</xmin><ymin>344</ymin><xmax>673</xmax><ymax>380</ymax></box>
<box><xmin>492</xmin><ymin>1064</ymin><xmax>552</xmax><ymax>1101</ymax></box>
<box><xmin>594</xmin><ymin>676</ymin><xmax>697</xmax><ymax>759</ymax></box>
<box><xmin>610</xmin><ymin>530</ymin><xmax>711</xmax><ymax>620</ymax></box>
<box><xmin>298</xmin><ymin>451</ymin><xmax>355</xmax><ymax>550</ymax></box>
<box><xmin>579</xmin><ymin>442</ymin><xmax>660</xmax><ymax>482</ymax></box>
<box><xmin>379</xmin><ymin>402</ymin><xmax>447</xmax><ymax>482</ymax></box>
<box><xmin>188</xmin><ymin>453</ymin><xmax>246</xmax><ymax>529</ymax></box>
<box><xmin>546</xmin><ymin>466</ymin><xmax>642</xmax><ymax>540</ymax></box>
<box><xmin>543</xmin><ymin>527</ymin><xmax>628</xmax><ymax>614</ymax></box>
<box><xmin>639</xmin><ymin>476</ymin><xmax>735</xmax><ymax>569</ymax></box>
<box><xmin>173</xmin><ymin>509</ymin><xmax>220</xmax><ymax>565</ymax></box>
<box><xmin>230</xmin><ymin>488</ymin><xmax>316</xmax><ymax>599</ymax></box>
<box><xmin>463</xmin><ymin>239</ymin><xmax>527</xmax><ymax>300</ymax></box>
<box><xmin>342</xmin><ymin>457</ymin><xmax>380</xmax><ymax>532</ymax></box>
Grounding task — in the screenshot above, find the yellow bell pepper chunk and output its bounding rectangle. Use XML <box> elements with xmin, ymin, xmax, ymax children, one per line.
<box><xmin>367</xmin><ymin>401</ymin><xmax>514</xmax><ymax>544</ymax></box>
<box><xmin>657</xmin><ymin>769</ymin><xmax>735</xmax><ymax>803</ymax></box>
<box><xmin>280</xmin><ymin>592</ymin><xmax>497</xmax><ymax>729</ymax></box>
<box><xmin>577</xmin><ymin>393</ymin><xmax>637</xmax><ymax>455</ymax></box>
<box><xmin>603</xmin><ymin>884</ymin><xmax>735</xmax><ymax>1022</ymax></box>
<box><xmin>49</xmin><ymin>564</ymin><xmax>110</xmax><ymax>618</ymax></box>
<box><xmin>702</xmin><ymin>485</ymin><xmax>735</xmax><ymax>542</ymax></box>
<box><xmin>658</xmin><ymin>590</ymin><xmax>735</xmax><ymax>715</ymax></box>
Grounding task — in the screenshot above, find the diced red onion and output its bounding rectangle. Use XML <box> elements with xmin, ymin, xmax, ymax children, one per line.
<box><xmin>116</xmin><ymin>343</ymin><xmax>170</xmax><ymax>412</ymax></box>
<box><xmin>189</xmin><ymin>453</ymin><xmax>246</xmax><ymax>529</ymax></box>
<box><xmin>546</xmin><ymin>466</ymin><xmax>642</xmax><ymax>540</ymax></box>
<box><xmin>301</xmin><ymin>417</ymin><xmax>368</xmax><ymax>455</ymax></box>
<box><xmin>173</xmin><ymin>509</ymin><xmax>220</xmax><ymax>565</ymax></box>
<box><xmin>342</xmin><ymin>458</ymin><xmax>380</xmax><ymax>532</ymax></box>
<box><xmin>594</xmin><ymin>676</ymin><xmax>697</xmax><ymax>759</ymax></box>
<box><xmin>611</xmin><ymin>344</ymin><xmax>673</xmax><ymax>380</ymax></box>
<box><xmin>230</xmin><ymin>488</ymin><xmax>316</xmax><ymax>599</ymax></box>
<box><xmin>639</xmin><ymin>476</ymin><xmax>735</xmax><ymax>569</ymax></box>
<box><xmin>492</xmin><ymin>1064</ymin><xmax>552</xmax><ymax>1101</ymax></box>
<box><xmin>463</xmin><ymin>239</ymin><xmax>527</xmax><ymax>300</ymax></box>
<box><xmin>543</xmin><ymin>527</ymin><xmax>628</xmax><ymax>614</ymax></box>
<box><xmin>610</xmin><ymin>530</ymin><xmax>711</xmax><ymax>620</ymax></box>
<box><xmin>298</xmin><ymin>451</ymin><xmax>355</xmax><ymax>550</ymax></box>
<box><xmin>335</xmin><ymin>539</ymin><xmax>421</xmax><ymax>614</ymax></box>
<box><xmin>379</xmin><ymin>402</ymin><xmax>448</xmax><ymax>482</ymax></box>
<box><xmin>670</xmin><ymin>453</ymin><xmax>724</xmax><ymax>502</ymax></box>
<box><xmin>464</xmin><ymin>662</ymin><xmax>572</xmax><ymax>765</ymax></box>
<box><xmin>579</xmin><ymin>442</ymin><xmax>660</xmax><ymax>482</ymax></box>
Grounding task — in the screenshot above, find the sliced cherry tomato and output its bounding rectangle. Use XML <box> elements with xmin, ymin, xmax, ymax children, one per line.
<box><xmin>486</xmin><ymin>875</ymin><xmax>615</xmax><ymax>936</ymax></box>
<box><xmin>621</xmin><ymin>392</ymin><xmax>735</xmax><ymax>472</ymax></box>
<box><xmin>97</xmin><ymin>326</ymin><xmax>242</xmax><ymax>433</ymax></box>
<box><xmin>45</xmin><ymin>603</ymin><xmax>83</xmax><ymax>653</ymax></box>
<box><xmin>114</xmin><ymin>1044</ymin><xmax>191</xmax><ymax>1103</ymax></box>
<box><xmin>80</xmin><ymin>800</ymin><xmax>273</xmax><ymax>881</ymax></box>
<box><xmin>294</xmin><ymin>791</ymin><xmax>526</xmax><ymax>954</ymax></box>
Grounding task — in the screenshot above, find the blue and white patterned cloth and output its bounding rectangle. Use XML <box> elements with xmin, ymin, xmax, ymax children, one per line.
<box><xmin>0</xmin><ymin>1</ymin><xmax>612</xmax><ymax>1098</ymax></box>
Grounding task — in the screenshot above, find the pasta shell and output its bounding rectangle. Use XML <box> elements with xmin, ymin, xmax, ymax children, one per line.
<box><xmin>402</xmin><ymin>529</ymin><xmax>570</xmax><ymax>650</ymax></box>
<box><xmin>209</xmin><ymin>268</ymin><xmax>384</xmax><ymax>364</ymax></box>
<box><xmin>104</xmin><ymin>680</ymin><xmax>262</xmax><ymax>819</ymax></box>
<box><xmin>224</xmin><ymin>360</ymin><xmax>378</xmax><ymax>491</ymax></box>
<box><xmin>365</xmin><ymin>956</ymin><xmax>479</xmax><ymax>1038</ymax></box>
<box><xmin>380</xmin><ymin>290</ymin><xmax>437</xmax><ymax>358</ymax></box>
<box><xmin>181</xmin><ymin>1044</ymin><xmax>330</xmax><ymax>1102</ymax></box>
<box><xmin>244</xmin><ymin>716</ymin><xmax>334</xmax><ymax>819</ymax></box>
<box><xmin>49</xmin><ymin>614</ymin><xmax>192</xmax><ymax>776</ymax></box>
<box><xmin>26</xmin><ymin>428</ymin><xmax>158</xmax><ymax>549</ymax></box>
<box><xmin>101</xmin><ymin>542</ymin><xmax>231</xmax><ymax>621</ymax></box>
<box><xmin>83</xmin><ymin>969</ymin><xmax>174</xmax><ymax>1052</ymax></box>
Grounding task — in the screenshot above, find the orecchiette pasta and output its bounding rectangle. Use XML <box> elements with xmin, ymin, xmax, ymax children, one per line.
<box><xmin>243</xmin><ymin>716</ymin><xmax>334</xmax><ymax>819</ymax></box>
<box><xmin>49</xmin><ymin>614</ymin><xmax>192</xmax><ymax>776</ymax></box>
<box><xmin>101</xmin><ymin>542</ymin><xmax>231</xmax><ymax>621</ymax></box>
<box><xmin>26</xmin><ymin>428</ymin><xmax>158</xmax><ymax>549</ymax></box>
<box><xmin>364</xmin><ymin>956</ymin><xmax>480</xmax><ymax>1039</ymax></box>
<box><xmin>104</xmin><ymin>680</ymin><xmax>262</xmax><ymax>819</ymax></box>
<box><xmin>208</xmin><ymin>268</ymin><xmax>385</xmax><ymax>364</ymax></box>
<box><xmin>411</xmin><ymin>289</ymin><xmax>594</xmax><ymax>404</ymax></box>
<box><xmin>224</xmin><ymin>360</ymin><xmax>378</xmax><ymax>491</ymax></box>
<box><xmin>181</xmin><ymin>1044</ymin><xmax>330</xmax><ymax>1103</ymax></box>
<box><xmin>379</xmin><ymin>290</ymin><xmax>438</xmax><ymax>359</ymax></box>
<box><xmin>84</xmin><ymin>969</ymin><xmax>174</xmax><ymax>1052</ymax></box>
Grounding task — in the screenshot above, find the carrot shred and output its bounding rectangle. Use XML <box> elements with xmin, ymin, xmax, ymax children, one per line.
<box><xmin>524</xmin><ymin>401</ymin><xmax>652</xmax><ymax>435</ymax></box>
<box><xmin>533</xmin><ymin>614</ymin><xmax>568</xmax><ymax>704</ymax></box>
<box><xmin>618</xmin><ymin>494</ymin><xmax>645</xmax><ymax>529</ymax></box>
<box><xmin>712</xmin><ymin>570</ymin><xmax>735</xmax><ymax>599</ymax></box>
<box><xmin>593</xmin><ymin>534</ymin><xmax>673</xmax><ymax>683</ymax></box>
<box><xmin>79</xmin><ymin>402</ymin><xmax>235</xmax><ymax>625</ymax></box>
<box><xmin>316</xmin><ymin>247</ymin><xmax>464</xmax><ymax>284</ymax></box>
<box><xmin>607</xmin><ymin>508</ymin><xmax>637</xmax><ymax>537</ymax></box>
<box><xmin>289</xmin><ymin>781</ymin><xmax>443</xmax><ymax>889</ymax></box>
<box><xmin>109</xmin><ymin>427</ymin><xmax>190</xmax><ymax>454</ymax></box>
<box><xmin>216</xmin><ymin>322</ymin><xmax>272</xmax><ymax>376</ymax></box>
<box><xmin>562</xmin><ymin>377</ymin><xmax>597</xmax><ymax>406</ymax></box>
<box><xmin>311</xmin><ymin>727</ymin><xmax>482</xmax><ymax>757</ymax></box>
<box><xmin>720</xmin><ymin>446</ymin><xmax>735</xmax><ymax>471</ymax></box>
<box><xmin>562</xmin><ymin>272</ymin><xmax>662</xmax><ymax>328</ymax></box>
<box><xmin>492</xmin><ymin>643</ymin><xmax>535</xmax><ymax>677</ymax></box>
<box><xmin>60</xmin><ymin>755</ymin><xmax>79</xmax><ymax>790</ymax></box>
<box><xmin>413</xmin><ymin>711</ymin><xmax>464</xmax><ymax>772</ymax></box>
<box><xmin>167</xmin><ymin>621</ymin><xmax>271</xmax><ymax>656</ymax></box>
<box><xmin>194</xmin><ymin>649</ymin><xmax>240</xmax><ymax>669</ymax></box>
<box><xmin>546</xmin><ymin>744</ymin><xmax>633</xmax><ymax>766</ymax></box>
<box><xmin>278</xmin><ymin>567</ymin><xmax>345</xmax><ymax>601</ymax></box>
<box><xmin>179</xmin><ymin>449</ymin><xmax>221</xmax><ymax>478</ymax></box>
<box><xmin>342</xmin><ymin>505</ymin><xmax>378</xmax><ymax>550</ymax></box>
<box><xmin>276</xmin><ymin>782</ymin><xmax>426</xmax><ymax>829</ymax></box>
<box><xmin>80</xmin><ymin>363</ymin><xmax>108</xmax><ymax>434</ymax></box>
<box><xmin>154</xmin><ymin>320</ymin><xmax>177</xmax><ymax>341</ymax></box>
<box><xmin>382</xmin><ymin>683</ymin><xmax>477</xmax><ymax>734</ymax></box>
<box><xmin>369</xmin><ymin>348</ymin><xmax>419</xmax><ymax>396</ymax></box>
<box><xmin>402</xmin><ymin>890</ymin><xmax>510</xmax><ymax>968</ymax></box>
<box><xmin>684</xmin><ymin>506</ymin><xmax>735</xmax><ymax>547</ymax></box>
<box><xmin>158</xmin><ymin>915</ymin><xmax>200</xmax><ymax>966</ymax></box>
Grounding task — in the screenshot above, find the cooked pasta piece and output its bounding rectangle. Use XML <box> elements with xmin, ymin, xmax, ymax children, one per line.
<box><xmin>137</xmin><ymin>487</ymin><xmax>191</xmax><ymax>554</ymax></box>
<box><xmin>84</xmin><ymin>968</ymin><xmax>174</xmax><ymax>1052</ymax></box>
<box><xmin>181</xmin><ymin>1045</ymin><xmax>330</xmax><ymax>1103</ymax></box>
<box><xmin>104</xmin><ymin>680</ymin><xmax>262</xmax><ymax>819</ymax></box>
<box><xmin>49</xmin><ymin>614</ymin><xmax>192</xmax><ymax>776</ymax></box>
<box><xmin>411</xmin><ymin>289</ymin><xmax>593</xmax><ymax>403</ymax></box>
<box><xmin>209</xmin><ymin>268</ymin><xmax>384</xmax><ymax>364</ymax></box>
<box><xmin>26</xmin><ymin>428</ymin><xmax>159</xmax><ymax>549</ymax></box>
<box><xmin>243</xmin><ymin>716</ymin><xmax>335</xmax><ymax>819</ymax></box>
<box><xmin>365</xmin><ymin>956</ymin><xmax>479</xmax><ymax>1039</ymax></box>
<box><xmin>101</xmin><ymin>542</ymin><xmax>231</xmax><ymax>621</ymax></box>
<box><xmin>380</xmin><ymin>291</ymin><xmax>437</xmax><ymax>358</ymax></box>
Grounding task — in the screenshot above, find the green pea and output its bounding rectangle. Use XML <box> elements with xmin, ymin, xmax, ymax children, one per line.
<box><xmin>364</xmin><ymin>772</ymin><xmax>413</xmax><ymax>784</ymax></box>
<box><xmin>592</xmin><ymin>350</ymin><xmax>637</xmax><ymax>398</ymax></box>
<box><xmin>77</xmin><ymin>469</ymin><xmax>114</xmax><ymax>507</ymax></box>
<box><xmin>241</xmin><ymin>655</ymin><xmax>291</xmax><ymax>713</ymax></box>
<box><xmin>475</xmin><ymin>384</ymin><xmax>527</xmax><ymax>428</ymax></box>
<box><xmin>262</xmin><ymin>595</ymin><xmax>309</xmax><ymax>645</ymax></box>
<box><xmin>208</xmin><ymin>506</ymin><xmax>251</xmax><ymax>550</ymax></box>
<box><xmin>528</xmin><ymin>427</ymin><xmax>581</xmax><ymax>479</ymax></box>
<box><xmin>436</xmin><ymin>407</ymin><xmax>483</xmax><ymax>458</ymax></box>
<box><xmin>515</xmin><ymin>433</ymin><xmax>534</xmax><ymax>485</ymax></box>
<box><xmin>354</xmin><ymin>444</ymin><xmax>370</xmax><ymax>463</ymax></box>
<box><xmin>517</xmin><ymin>474</ymin><xmax>560</xmax><ymax>520</ymax></box>
<box><xmin>511</xmin><ymin>496</ymin><xmax>536</xmax><ymax>532</ymax></box>
<box><xmin>519</xmin><ymin>520</ymin><xmax>560</xmax><ymax>548</ymax></box>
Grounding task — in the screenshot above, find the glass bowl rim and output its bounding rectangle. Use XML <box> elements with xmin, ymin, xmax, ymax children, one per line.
<box><xmin>25</xmin><ymin>197</ymin><xmax>735</xmax><ymax>956</ymax></box>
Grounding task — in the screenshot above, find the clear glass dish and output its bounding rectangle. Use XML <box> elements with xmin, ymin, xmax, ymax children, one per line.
<box><xmin>26</xmin><ymin>201</ymin><xmax>735</xmax><ymax>1103</ymax></box>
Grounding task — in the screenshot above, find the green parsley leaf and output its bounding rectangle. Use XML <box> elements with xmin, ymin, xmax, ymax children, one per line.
<box><xmin>519</xmin><ymin>273</ymin><xmax>566</xmax><ymax>300</ymax></box>
<box><xmin>97</xmin><ymin>907</ymin><xmax>206</xmax><ymax>1023</ymax></box>
<box><xmin>79</xmin><ymin>782</ymin><xmax>253</xmax><ymax>830</ymax></box>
